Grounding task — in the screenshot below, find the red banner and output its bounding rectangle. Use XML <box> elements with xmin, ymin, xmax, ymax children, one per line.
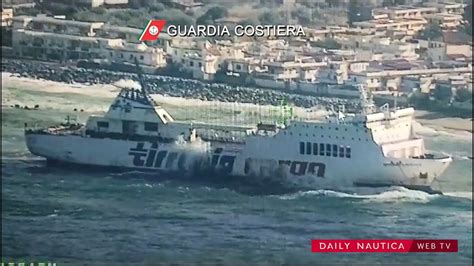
<box><xmin>139</xmin><ymin>20</ymin><xmax>167</xmax><ymax>41</ymax></box>
<box><xmin>311</xmin><ymin>239</ymin><xmax>458</xmax><ymax>253</ymax></box>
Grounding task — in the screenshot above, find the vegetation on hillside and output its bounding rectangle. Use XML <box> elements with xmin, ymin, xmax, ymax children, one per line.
<box><xmin>416</xmin><ymin>22</ymin><xmax>444</xmax><ymax>40</ymax></box>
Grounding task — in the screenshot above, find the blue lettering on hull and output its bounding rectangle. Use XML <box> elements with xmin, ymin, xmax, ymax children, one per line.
<box><xmin>128</xmin><ymin>143</ymin><xmax>236</xmax><ymax>174</ymax></box>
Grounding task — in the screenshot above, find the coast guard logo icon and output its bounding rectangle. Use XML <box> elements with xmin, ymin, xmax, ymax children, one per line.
<box><xmin>139</xmin><ymin>20</ymin><xmax>166</xmax><ymax>41</ymax></box>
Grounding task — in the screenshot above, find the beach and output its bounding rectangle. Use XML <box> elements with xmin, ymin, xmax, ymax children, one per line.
<box><xmin>415</xmin><ymin>110</ymin><xmax>472</xmax><ymax>133</ymax></box>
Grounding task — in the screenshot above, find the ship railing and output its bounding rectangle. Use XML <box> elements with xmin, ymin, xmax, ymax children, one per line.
<box><xmin>198</xmin><ymin>130</ymin><xmax>247</xmax><ymax>143</ymax></box>
<box><xmin>24</xmin><ymin>123</ymin><xmax>84</xmax><ymax>136</ymax></box>
<box><xmin>410</xmin><ymin>153</ymin><xmax>451</xmax><ymax>160</ymax></box>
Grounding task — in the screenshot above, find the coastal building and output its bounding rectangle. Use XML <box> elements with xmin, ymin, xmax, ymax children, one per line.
<box><xmin>166</xmin><ymin>0</ymin><xmax>203</xmax><ymax>12</ymax></box>
<box><xmin>353</xmin><ymin>18</ymin><xmax>427</xmax><ymax>35</ymax></box>
<box><xmin>345</xmin><ymin>59</ymin><xmax>472</xmax><ymax>91</ymax></box>
<box><xmin>400</xmin><ymin>75</ymin><xmax>433</xmax><ymax>93</ymax></box>
<box><xmin>12</xmin><ymin>29</ymin><xmax>120</xmax><ymax>61</ymax></box>
<box><xmin>43</xmin><ymin>0</ymin><xmax>129</xmax><ymax>8</ymax></box>
<box><xmin>253</xmin><ymin>56</ymin><xmax>326</xmax><ymax>90</ymax></box>
<box><xmin>372</xmin><ymin>6</ymin><xmax>437</xmax><ymax>20</ymax></box>
<box><xmin>1</xmin><ymin>8</ymin><xmax>13</xmax><ymax>27</ymax></box>
<box><xmin>316</xmin><ymin>60</ymin><xmax>349</xmax><ymax>85</ymax></box>
<box><xmin>105</xmin><ymin>42</ymin><xmax>166</xmax><ymax>68</ymax></box>
<box><xmin>96</xmin><ymin>25</ymin><xmax>143</xmax><ymax>44</ymax></box>
<box><xmin>423</xmin><ymin>2</ymin><xmax>467</xmax><ymax>15</ymax></box>
<box><xmin>12</xmin><ymin>15</ymin><xmax>104</xmax><ymax>37</ymax></box>
<box><xmin>425</xmin><ymin>13</ymin><xmax>463</xmax><ymax>29</ymax></box>
<box><xmin>417</xmin><ymin>31</ymin><xmax>473</xmax><ymax>61</ymax></box>
<box><xmin>2</xmin><ymin>0</ymin><xmax>36</xmax><ymax>9</ymax></box>
<box><xmin>11</xmin><ymin>15</ymin><xmax>165</xmax><ymax>70</ymax></box>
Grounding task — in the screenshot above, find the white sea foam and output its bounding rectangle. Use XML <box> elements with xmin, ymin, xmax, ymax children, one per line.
<box><xmin>114</xmin><ymin>79</ymin><xmax>141</xmax><ymax>90</ymax></box>
<box><xmin>278</xmin><ymin>187</ymin><xmax>440</xmax><ymax>203</ymax></box>
<box><xmin>443</xmin><ymin>192</ymin><xmax>473</xmax><ymax>200</ymax></box>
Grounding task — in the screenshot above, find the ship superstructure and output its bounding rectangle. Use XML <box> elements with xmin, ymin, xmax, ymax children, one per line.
<box><xmin>24</xmin><ymin>63</ymin><xmax>452</xmax><ymax>193</ymax></box>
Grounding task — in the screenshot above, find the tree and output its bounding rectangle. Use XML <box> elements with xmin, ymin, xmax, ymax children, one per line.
<box><xmin>150</xmin><ymin>3</ymin><xmax>165</xmax><ymax>12</ymax></box>
<box><xmin>383</xmin><ymin>0</ymin><xmax>406</xmax><ymax>6</ymax></box>
<box><xmin>347</xmin><ymin>0</ymin><xmax>372</xmax><ymax>26</ymax></box>
<box><xmin>161</xmin><ymin>10</ymin><xmax>195</xmax><ymax>27</ymax></box>
<box><xmin>416</xmin><ymin>22</ymin><xmax>443</xmax><ymax>40</ymax></box>
<box><xmin>292</xmin><ymin>7</ymin><xmax>313</xmax><ymax>26</ymax></box>
<box><xmin>433</xmin><ymin>84</ymin><xmax>453</xmax><ymax>102</ymax></box>
<box><xmin>455</xmin><ymin>88</ymin><xmax>472</xmax><ymax>102</ymax></box>
<box><xmin>129</xmin><ymin>0</ymin><xmax>151</xmax><ymax>9</ymax></box>
<box><xmin>463</xmin><ymin>4</ymin><xmax>472</xmax><ymax>35</ymax></box>
<box><xmin>259</xmin><ymin>10</ymin><xmax>285</xmax><ymax>25</ymax></box>
<box><xmin>313</xmin><ymin>38</ymin><xmax>342</xmax><ymax>49</ymax></box>
<box><xmin>239</xmin><ymin>17</ymin><xmax>260</xmax><ymax>26</ymax></box>
<box><xmin>197</xmin><ymin>6</ymin><xmax>228</xmax><ymax>25</ymax></box>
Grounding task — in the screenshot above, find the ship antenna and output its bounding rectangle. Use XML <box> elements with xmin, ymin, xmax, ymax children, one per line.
<box><xmin>134</xmin><ymin>57</ymin><xmax>148</xmax><ymax>95</ymax></box>
<box><xmin>359</xmin><ymin>84</ymin><xmax>376</xmax><ymax>115</ymax></box>
<box><xmin>394</xmin><ymin>91</ymin><xmax>398</xmax><ymax>110</ymax></box>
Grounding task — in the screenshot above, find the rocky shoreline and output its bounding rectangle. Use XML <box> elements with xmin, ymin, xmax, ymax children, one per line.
<box><xmin>1</xmin><ymin>59</ymin><xmax>360</xmax><ymax>111</ymax></box>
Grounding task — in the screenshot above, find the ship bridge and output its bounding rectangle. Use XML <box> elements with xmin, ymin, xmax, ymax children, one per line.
<box><xmin>84</xmin><ymin>88</ymin><xmax>194</xmax><ymax>140</ymax></box>
<box><xmin>104</xmin><ymin>88</ymin><xmax>174</xmax><ymax>124</ymax></box>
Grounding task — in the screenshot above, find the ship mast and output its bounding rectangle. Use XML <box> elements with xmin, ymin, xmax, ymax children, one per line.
<box><xmin>358</xmin><ymin>84</ymin><xmax>376</xmax><ymax>115</ymax></box>
<box><xmin>133</xmin><ymin>57</ymin><xmax>158</xmax><ymax>106</ymax></box>
<box><xmin>134</xmin><ymin>57</ymin><xmax>148</xmax><ymax>95</ymax></box>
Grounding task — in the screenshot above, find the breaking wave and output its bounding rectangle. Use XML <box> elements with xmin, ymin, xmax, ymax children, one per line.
<box><xmin>277</xmin><ymin>187</ymin><xmax>443</xmax><ymax>203</ymax></box>
<box><xmin>443</xmin><ymin>192</ymin><xmax>473</xmax><ymax>200</ymax></box>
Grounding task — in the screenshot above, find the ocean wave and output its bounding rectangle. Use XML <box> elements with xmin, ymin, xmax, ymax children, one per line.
<box><xmin>443</xmin><ymin>192</ymin><xmax>473</xmax><ymax>201</ymax></box>
<box><xmin>277</xmin><ymin>187</ymin><xmax>440</xmax><ymax>203</ymax></box>
<box><xmin>126</xmin><ymin>183</ymin><xmax>155</xmax><ymax>188</ymax></box>
<box><xmin>1</xmin><ymin>156</ymin><xmax>42</xmax><ymax>161</ymax></box>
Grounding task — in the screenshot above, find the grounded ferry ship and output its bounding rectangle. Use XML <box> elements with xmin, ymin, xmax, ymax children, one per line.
<box><xmin>25</xmin><ymin>65</ymin><xmax>452</xmax><ymax>194</ymax></box>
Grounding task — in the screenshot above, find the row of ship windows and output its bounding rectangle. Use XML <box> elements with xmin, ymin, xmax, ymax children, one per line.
<box><xmin>97</xmin><ymin>121</ymin><xmax>159</xmax><ymax>131</ymax></box>
<box><xmin>299</xmin><ymin>142</ymin><xmax>351</xmax><ymax>158</ymax></box>
<box><xmin>293</xmin><ymin>124</ymin><xmax>368</xmax><ymax>133</ymax></box>
<box><xmin>285</xmin><ymin>131</ymin><xmax>369</xmax><ymax>141</ymax></box>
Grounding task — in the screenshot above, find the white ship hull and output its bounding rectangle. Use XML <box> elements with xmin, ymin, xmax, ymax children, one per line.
<box><xmin>23</xmin><ymin>76</ymin><xmax>453</xmax><ymax>193</ymax></box>
<box><xmin>25</xmin><ymin>133</ymin><xmax>452</xmax><ymax>192</ymax></box>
